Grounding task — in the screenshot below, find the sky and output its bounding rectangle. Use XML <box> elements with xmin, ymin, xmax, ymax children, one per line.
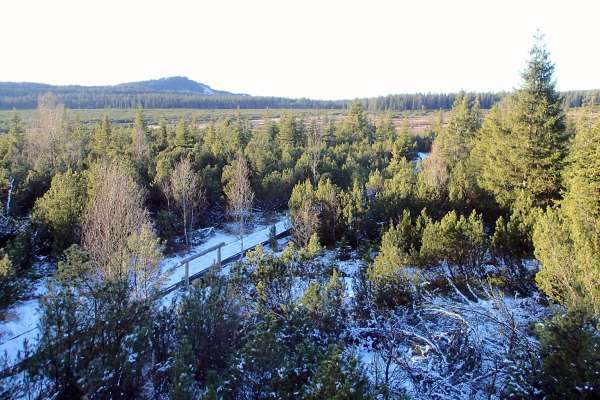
<box><xmin>1</xmin><ymin>0</ymin><xmax>599</xmax><ymax>99</ymax></box>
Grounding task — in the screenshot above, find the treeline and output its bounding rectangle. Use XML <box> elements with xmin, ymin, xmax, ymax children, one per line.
<box><xmin>361</xmin><ymin>91</ymin><xmax>503</xmax><ymax>111</ymax></box>
<box><xmin>2</xmin><ymin>81</ymin><xmax>598</xmax><ymax>111</ymax></box>
<box><xmin>0</xmin><ymin>87</ymin><xmax>346</xmax><ymax>110</ymax></box>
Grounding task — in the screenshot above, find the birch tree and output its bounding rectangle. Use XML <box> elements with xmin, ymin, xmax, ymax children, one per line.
<box><xmin>170</xmin><ymin>158</ymin><xmax>204</xmax><ymax>247</ymax></box>
<box><xmin>82</xmin><ymin>160</ymin><xmax>163</xmax><ymax>297</ymax></box>
<box><xmin>223</xmin><ymin>151</ymin><xmax>254</xmax><ymax>253</ymax></box>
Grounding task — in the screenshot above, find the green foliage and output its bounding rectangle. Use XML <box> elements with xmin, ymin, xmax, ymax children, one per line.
<box><xmin>420</xmin><ymin>210</ymin><xmax>486</xmax><ymax>279</ymax></box>
<box><xmin>473</xmin><ymin>37</ymin><xmax>567</xmax><ymax>210</ymax></box>
<box><xmin>534</xmin><ymin>108</ymin><xmax>600</xmax><ymax>315</ymax></box>
<box><xmin>34</xmin><ymin>275</ymin><xmax>156</xmax><ymax>399</ymax></box>
<box><xmin>337</xmin><ymin>101</ymin><xmax>374</xmax><ymax>144</ymax></box>
<box><xmin>304</xmin><ymin>345</ymin><xmax>371</xmax><ymax>400</ymax></box>
<box><xmin>55</xmin><ymin>244</ymin><xmax>93</xmax><ymax>289</ymax></box>
<box><xmin>299</xmin><ymin>233</ymin><xmax>324</xmax><ymax>260</ymax></box>
<box><xmin>169</xmin><ymin>338</ymin><xmax>197</xmax><ymax>400</ymax></box>
<box><xmin>268</xmin><ymin>224</ymin><xmax>278</xmax><ymax>251</ymax></box>
<box><xmin>33</xmin><ymin>169</ymin><xmax>87</xmax><ymax>254</ymax></box>
<box><xmin>174</xmin><ymin>117</ymin><xmax>194</xmax><ymax>149</ymax></box>
<box><xmin>0</xmin><ymin>254</ymin><xmax>19</xmax><ymax>310</ymax></box>
<box><xmin>340</xmin><ymin>180</ymin><xmax>368</xmax><ymax>245</ymax></box>
<box><xmin>367</xmin><ymin>210</ymin><xmax>418</xmax><ymax>308</ymax></box>
<box><xmin>174</xmin><ymin>273</ymin><xmax>240</xmax><ymax>389</ymax></box>
<box><xmin>300</xmin><ymin>269</ymin><xmax>347</xmax><ymax>335</ymax></box>
<box><xmin>517</xmin><ymin>311</ymin><xmax>600</xmax><ymax>399</ymax></box>
<box><xmin>435</xmin><ymin>92</ymin><xmax>481</xmax><ymax>169</ymax></box>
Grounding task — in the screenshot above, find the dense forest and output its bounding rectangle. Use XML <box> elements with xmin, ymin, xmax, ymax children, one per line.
<box><xmin>0</xmin><ymin>37</ymin><xmax>599</xmax><ymax>399</ymax></box>
<box><xmin>1</xmin><ymin>78</ymin><xmax>597</xmax><ymax>112</ymax></box>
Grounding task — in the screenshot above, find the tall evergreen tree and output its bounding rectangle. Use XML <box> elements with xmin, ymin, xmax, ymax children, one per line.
<box><xmin>473</xmin><ymin>35</ymin><xmax>568</xmax><ymax>209</ymax></box>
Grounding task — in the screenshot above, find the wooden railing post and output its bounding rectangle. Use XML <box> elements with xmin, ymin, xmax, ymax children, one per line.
<box><xmin>217</xmin><ymin>245</ymin><xmax>222</xmax><ymax>267</ymax></box>
<box><xmin>185</xmin><ymin>261</ymin><xmax>189</xmax><ymax>288</ymax></box>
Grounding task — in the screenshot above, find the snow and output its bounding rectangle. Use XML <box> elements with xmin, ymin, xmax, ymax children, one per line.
<box><xmin>351</xmin><ymin>281</ymin><xmax>550</xmax><ymax>399</ymax></box>
<box><xmin>0</xmin><ymin>280</ymin><xmax>46</xmax><ymax>361</ymax></box>
<box><xmin>0</xmin><ymin>213</ymin><xmax>290</xmax><ymax>366</ymax></box>
<box><xmin>417</xmin><ymin>152</ymin><xmax>430</xmax><ymax>161</ymax></box>
<box><xmin>299</xmin><ymin>249</ymin><xmax>551</xmax><ymax>399</ymax></box>
<box><xmin>160</xmin><ymin>215</ymin><xmax>289</xmax><ymax>288</ymax></box>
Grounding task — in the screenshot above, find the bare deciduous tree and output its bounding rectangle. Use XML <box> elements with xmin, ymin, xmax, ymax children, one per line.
<box><xmin>26</xmin><ymin>93</ymin><xmax>66</xmax><ymax>172</ymax></box>
<box><xmin>223</xmin><ymin>151</ymin><xmax>254</xmax><ymax>253</ymax></box>
<box><xmin>292</xmin><ymin>200</ymin><xmax>320</xmax><ymax>247</ymax></box>
<box><xmin>170</xmin><ymin>158</ymin><xmax>204</xmax><ymax>247</ymax></box>
<box><xmin>306</xmin><ymin>118</ymin><xmax>325</xmax><ymax>185</ymax></box>
<box><xmin>82</xmin><ymin>160</ymin><xmax>163</xmax><ymax>298</ymax></box>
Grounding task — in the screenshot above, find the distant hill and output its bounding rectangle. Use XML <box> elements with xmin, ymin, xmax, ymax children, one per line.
<box><xmin>113</xmin><ymin>76</ymin><xmax>239</xmax><ymax>96</ymax></box>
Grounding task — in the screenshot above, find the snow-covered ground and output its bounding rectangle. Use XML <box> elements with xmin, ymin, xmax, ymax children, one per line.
<box><xmin>0</xmin><ymin>213</ymin><xmax>290</xmax><ymax>364</ymax></box>
<box><xmin>161</xmin><ymin>215</ymin><xmax>289</xmax><ymax>289</ymax></box>
<box><xmin>287</xmin><ymin>249</ymin><xmax>549</xmax><ymax>399</ymax></box>
<box><xmin>0</xmin><ymin>281</ymin><xmax>47</xmax><ymax>361</ymax></box>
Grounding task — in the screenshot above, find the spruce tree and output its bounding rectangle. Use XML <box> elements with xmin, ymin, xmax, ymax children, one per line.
<box><xmin>436</xmin><ymin>92</ymin><xmax>480</xmax><ymax>169</ymax></box>
<box><xmin>474</xmin><ymin>35</ymin><xmax>567</xmax><ymax>209</ymax></box>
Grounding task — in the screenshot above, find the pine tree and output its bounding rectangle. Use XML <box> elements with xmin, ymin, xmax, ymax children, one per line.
<box><xmin>91</xmin><ymin>115</ymin><xmax>112</xmax><ymax>159</ymax></box>
<box><xmin>337</xmin><ymin>101</ymin><xmax>374</xmax><ymax>144</ymax></box>
<box><xmin>392</xmin><ymin>116</ymin><xmax>415</xmax><ymax>161</ymax></box>
<box><xmin>532</xmin><ymin>311</ymin><xmax>600</xmax><ymax>399</ymax></box>
<box><xmin>375</xmin><ymin>111</ymin><xmax>396</xmax><ymax>143</ymax></box>
<box><xmin>420</xmin><ymin>210</ymin><xmax>486</xmax><ymax>280</ymax></box>
<box><xmin>169</xmin><ymin>338</ymin><xmax>196</xmax><ymax>400</ymax></box>
<box><xmin>367</xmin><ymin>210</ymin><xmax>416</xmax><ymax>308</ymax></box>
<box><xmin>0</xmin><ymin>254</ymin><xmax>18</xmax><ymax>309</ymax></box>
<box><xmin>315</xmin><ymin>178</ymin><xmax>341</xmax><ymax>244</ymax></box>
<box><xmin>304</xmin><ymin>345</ymin><xmax>371</xmax><ymax>400</ymax></box>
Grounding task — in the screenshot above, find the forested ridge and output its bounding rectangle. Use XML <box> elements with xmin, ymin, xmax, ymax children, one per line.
<box><xmin>0</xmin><ymin>37</ymin><xmax>600</xmax><ymax>399</ymax></box>
<box><xmin>1</xmin><ymin>78</ymin><xmax>598</xmax><ymax>111</ymax></box>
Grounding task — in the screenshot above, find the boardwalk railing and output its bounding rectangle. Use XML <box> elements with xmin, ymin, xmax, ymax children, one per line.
<box><xmin>160</xmin><ymin>241</ymin><xmax>225</xmax><ymax>295</ymax></box>
<box><xmin>160</xmin><ymin>224</ymin><xmax>291</xmax><ymax>295</ymax></box>
<box><xmin>0</xmin><ymin>223</ymin><xmax>291</xmax><ymax>377</ymax></box>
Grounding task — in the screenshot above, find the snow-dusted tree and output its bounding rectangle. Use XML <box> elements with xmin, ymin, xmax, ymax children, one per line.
<box><xmin>170</xmin><ymin>158</ymin><xmax>204</xmax><ymax>247</ymax></box>
<box><xmin>223</xmin><ymin>151</ymin><xmax>254</xmax><ymax>253</ymax></box>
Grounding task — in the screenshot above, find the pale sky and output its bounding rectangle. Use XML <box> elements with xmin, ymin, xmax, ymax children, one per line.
<box><xmin>1</xmin><ymin>0</ymin><xmax>598</xmax><ymax>99</ymax></box>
